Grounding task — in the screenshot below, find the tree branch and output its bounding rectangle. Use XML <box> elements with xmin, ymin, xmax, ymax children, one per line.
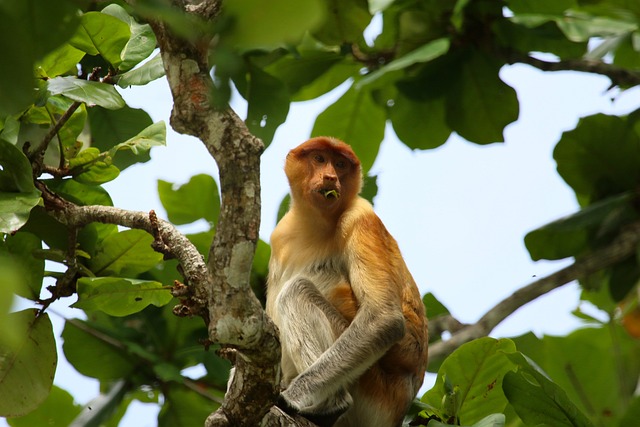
<box><xmin>42</xmin><ymin>192</ymin><xmax>212</xmax><ymax>312</ymax></box>
<box><xmin>428</xmin><ymin>220</ymin><xmax>640</xmax><ymax>365</ymax></box>
<box><xmin>505</xmin><ymin>51</ymin><xmax>640</xmax><ymax>88</ymax></box>
<box><xmin>142</xmin><ymin>1</ymin><xmax>281</xmax><ymax>425</ymax></box>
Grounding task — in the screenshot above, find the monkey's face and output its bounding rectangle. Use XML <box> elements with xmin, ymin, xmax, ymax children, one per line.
<box><xmin>286</xmin><ymin>138</ymin><xmax>363</xmax><ymax>216</ymax></box>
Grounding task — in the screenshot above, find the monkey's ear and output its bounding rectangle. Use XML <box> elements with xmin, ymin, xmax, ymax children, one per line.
<box><xmin>275</xmin><ymin>394</ymin><xmax>345</xmax><ymax>427</ymax></box>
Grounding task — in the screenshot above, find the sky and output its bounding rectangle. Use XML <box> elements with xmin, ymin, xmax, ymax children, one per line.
<box><xmin>4</xmin><ymin>51</ymin><xmax>640</xmax><ymax>427</ymax></box>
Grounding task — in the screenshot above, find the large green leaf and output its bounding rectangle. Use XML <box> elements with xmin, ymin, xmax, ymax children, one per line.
<box><xmin>221</xmin><ymin>0</ymin><xmax>324</xmax><ymax>49</ymax></box>
<box><xmin>0</xmin><ymin>140</ymin><xmax>41</xmax><ymax>233</ymax></box>
<box><xmin>504</xmin><ymin>353</ymin><xmax>594</xmax><ymax>427</ymax></box>
<box><xmin>265</xmin><ymin>50</ymin><xmax>346</xmax><ymax>99</ymax></box>
<box><xmin>0</xmin><ymin>310</ymin><xmax>57</xmax><ymax>417</ymax></box>
<box><xmin>0</xmin><ymin>0</ymin><xmax>79</xmax><ymax>115</ymax></box>
<box><xmin>74</xmin><ymin>277</ymin><xmax>173</xmax><ymax>317</ymax></box>
<box><xmin>158</xmin><ymin>386</ymin><xmax>218</xmax><ymax>427</ymax></box>
<box><xmin>116</xmin><ymin>53</ymin><xmax>166</xmax><ymax>88</ymax></box>
<box><xmin>390</xmin><ymin>90</ymin><xmax>451</xmax><ymax>150</ymax></box>
<box><xmin>0</xmin><ymin>232</ymin><xmax>44</xmax><ymax>300</ymax></box>
<box><xmin>493</xmin><ymin>20</ymin><xmax>587</xmax><ymax>60</ymax></box>
<box><xmin>359</xmin><ymin>38</ymin><xmax>450</xmax><ymax>87</ymax></box>
<box><xmin>554</xmin><ymin>113</ymin><xmax>640</xmax><ymax>205</ymax></box>
<box><xmin>512</xmin><ymin>326</ymin><xmax>640</xmax><ymax>425</ymax></box>
<box><xmin>445</xmin><ymin>50</ymin><xmax>519</xmax><ymax>144</ymax></box>
<box><xmin>524</xmin><ymin>192</ymin><xmax>635</xmax><ymax>261</ymax></box>
<box><xmin>422</xmin><ymin>337</ymin><xmax>517</xmax><ymax>425</ymax></box>
<box><xmin>69</xmin><ymin>11</ymin><xmax>130</xmax><ymax>68</ymax></box>
<box><xmin>244</xmin><ymin>66</ymin><xmax>289</xmax><ymax>146</ymax></box>
<box><xmin>311</xmin><ymin>86</ymin><xmax>385</xmax><ymax>173</ymax></box>
<box><xmin>312</xmin><ymin>0</ymin><xmax>371</xmax><ymax>45</ymax></box>
<box><xmin>88</xmin><ymin>229</ymin><xmax>163</xmax><ymax>277</ymax></box>
<box><xmin>37</xmin><ymin>44</ymin><xmax>86</xmax><ymax>78</ymax></box>
<box><xmin>102</xmin><ymin>4</ymin><xmax>157</xmax><ymax>71</ymax></box>
<box><xmin>61</xmin><ymin>319</ymin><xmax>134</xmax><ymax>381</ymax></box>
<box><xmin>158</xmin><ymin>174</ymin><xmax>221</xmax><ymax>225</ymax></box>
<box><xmin>109</xmin><ymin>121</ymin><xmax>166</xmax><ymax>159</ymax></box>
<box><xmin>7</xmin><ymin>385</ymin><xmax>81</xmax><ymax>427</ymax></box>
<box><xmin>47</xmin><ymin>76</ymin><xmax>126</xmax><ymax>110</ymax></box>
<box><xmin>69</xmin><ymin>147</ymin><xmax>121</xmax><ymax>185</ymax></box>
<box><xmin>87</xmin><ymin>106</ymin><xmax>154</xmax><ymax>170</ymax></box>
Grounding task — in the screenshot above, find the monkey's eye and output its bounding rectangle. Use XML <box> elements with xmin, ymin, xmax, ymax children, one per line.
<box><xmin>314</xmin><ymin>154</ymin><xmax>325</xmax><ymax>163</ymax></box>
<box><xmin>335</xmin><ymin>159</ymin><xmax>347</xmax><ymax>169</ymax></box>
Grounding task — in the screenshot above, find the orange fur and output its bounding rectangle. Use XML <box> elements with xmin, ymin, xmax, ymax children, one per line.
<box><xmin>267</xmin><ymin>137</ymin><xmax>428</xmax><ymax>427</ymax></box>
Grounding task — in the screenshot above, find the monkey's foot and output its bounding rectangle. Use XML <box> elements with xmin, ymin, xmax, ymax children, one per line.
<box><xmin>277</xmin><ymin>390</ymin><xmax>351</xmax><ymax>427</ymax></box>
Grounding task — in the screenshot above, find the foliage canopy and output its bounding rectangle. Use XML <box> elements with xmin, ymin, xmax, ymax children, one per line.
<box><xmin>1</xmin><ymin>0</ymin><xmax>640</xmax><ymax>426</ymax></box>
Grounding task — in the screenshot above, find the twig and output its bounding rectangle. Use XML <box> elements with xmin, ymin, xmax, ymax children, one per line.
<box><xmin>505</xmin><ymin>51</ymin><xmax>640</xmax><ymax>88</ymax></box>
<box><xmin>428</xmin><ymin>220</ymin><xmax>640</xmax><ymax>365</ymax></box>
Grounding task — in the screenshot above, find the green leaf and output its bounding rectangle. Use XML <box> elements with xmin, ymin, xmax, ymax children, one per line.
<box><xmin>0</xmin><ymin>0</ymin><xmax>79</xmax><ymax>115</ymax></box>
<box><xmin>7</xmin><ymin>385</ymin><xmax>81</xmax><ymax>427</ymax></box>
<box><xmin>504</xmin><ymin>352</ymin><xmax>594</xmax><ymax>427</ymax></box>
<box><xmin>116</xmin><ymin>53</ymin><xmax>166</xmax><ymax>88</ymax></box>
<box><xmin>360</xmin><ymin>174</ymin><xmax>378</xmax><ymax>204</ymax></box>
<box><xmin>0</xmin><ymin>256</ymin><xmax>27</xmax><ymax>349</ymax></box>
<box><xmin>358</xmin><ymin>38</ymin><xmax>450</xmax><ymax>88</ymax></box>
<box><xmin>493</xmin><ymin>20</ymin><xmax>586</xmax><ymax>60</ymax></box>
<box><xmin>422</xmin><ymin>337</ymin><xmax>517</xmax><ymax>425</ymax></box>
<box><xmin>312</xmin><ymin>0</ymin><xmax>371</xmax><ymax>45</ymax></box>
<box><xmin>43</xmin><ymin>96</ymin><xmax>88</xmax><ymax>155</ymax></box>
<box><xmin>511</xmin><ymin>326</ymin><xmax>640</xmax><ymax>425</ymax></box>
<box><xmin>292</xmin><ymin>59</ymin><xmax>360</xmax><ymax>102</ymax></box>
<box><xmin>277</xmin><ymin>194</ymin><xmax>291</xmax><ymax>224</ymax></box>
<box><xmin>423</xmin><ymin>293</ymin><xmax>451</xmax><ymax>320</ymax></box>
<box><xmin>110</xmin><ymin>121</ymin><xmax>166</xmax><ymax>158</ymax></box>
<box><xmin>221</xmin><ymin>0</ymin><xmax>325</xmax><ymax>49</ymax></box>
<box><xmin>74</xmin><ymin>277</ymin><xmax>172</xmax><ymax>317</ymax></box>
<box><xmin>311</xmin><ymin>85</ymin><xmax>385</xmax><ymax>173</ymax></box>
<box><xmin>158</xmin><ymin>174</ymin><xmax>221</xmax><ymax>225</ymax></box>
<box><xmin>0</xmin><ymin>232</ymin><xmax>44</xmax><ymax>300</ymax></box>
<box><xmin>69</xmin><ymin>147</ymin><xmax>121</xmax><ymax>185</ymax></box>
<box><xmin>554</xmin><ymin>114</ymin><xmax>640</xmax><ymax>205</ymax></box>
<box><xmin>69</xmin><ymin>11</ymin><xmax>130</xmax><ymax>68</ymax></box>
<box><xmin>87</xmin><ymin>106</ymin><xmax>154</xmax><ymax>170</ymax></box>
<box><xmin>158</xmin><ymin>386</ymin><xmax>218</xmax><ymax>427</ymax></box>
<box><xmin>47</xmin><ymin>76</ymin><xmax>125</xmax><ymax>110</ymax></box>
<box><xmin>556</xmin><ymin>12</ymin><xmax>638</xmax><ymax>43</ymax></box>
<box><xmin>37</xmin><ymin>44</ymin><xmax>86</xmax><ymax>78</ymax></box>
<box><xmin>61</xmin><ymin>319</ymin><xmax>134</xmax><ymax>381</ymax></box>
<box><xmin>390</xmin><ymin>90</ymin><xmax>450</xmax><ymax>150</ymax></box>
<box><xmin>265</xmin><ymin>50</ymin><xmax>345</xmax><ymax>98</ymax></box>
<box><xmin>0</xmin><ymin>140</ymin><xmax>41</xmax><ymax>233</ymax></box>
<box><xmin>102</xmin><ymin>4</ymin><xmax>157</xmax><ymax>71</ymax></box>
<box><xmin>244</xmin><ymin>66</ymin><xmax>290</xmax><ymax>146</ymax></box>
<box><xmin>48</xmin><ymin>76</ymin><xmax>126</xmax><ymax>110</ymax></box>
<box><xmin>524</xmin><ymin>192</ymin><xmax>635</xmax><ymax>260</ymax></box>
<box><xmin>0</xmin><ymin>310</ymin><xmax>57</xmax><ymax>417</ymax></box>
<box><xmin>69</xmin><ymin>380</ymin><xmax>128</xmax><ymax>427</ymax></box>
<box><xmin>88</xmin><ymin>229</ymin><xmax>163</xmax><ymax>277</ymax></box>
<box><xmin>445</xmin><ymin>50</ymin><xmax>519</xmax><ymax>144</ymax></box>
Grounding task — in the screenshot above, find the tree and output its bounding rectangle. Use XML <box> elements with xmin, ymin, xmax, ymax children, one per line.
<box><xmin>1</xmin><ymin>0</ymin><xmax>640</xmax><ymax>426</ymax></box>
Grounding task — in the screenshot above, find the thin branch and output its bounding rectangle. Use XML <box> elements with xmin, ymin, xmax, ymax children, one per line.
<box><xmin>428</xmin><ymin>220</ymin><xmax>640</xmax><ymax>365</ymax></box>
<box><xmin>41</xmin><ymin>191</ymin><xmax>211</xmax><ymax>317</ymax></box>
<box><xmin>505</xmin><ymin>51</ymin><xmax>640</xmax><ymax>88</ymax></box>
<box><xmin>30</xmin><ymin>101</ymin><xmax>82</xmax><ymax>162</ymax></box>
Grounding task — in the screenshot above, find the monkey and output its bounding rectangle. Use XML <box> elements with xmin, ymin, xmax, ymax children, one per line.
<box><xmin>266</xmin><ymin>137</ymin><xmax>428</xmax><ymax>427</ymax></box>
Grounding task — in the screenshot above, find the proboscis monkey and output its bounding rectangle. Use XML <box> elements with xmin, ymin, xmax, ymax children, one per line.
<box><xmin>266</xmin><ymin>137</ymin><xmax>428</xmax><ymax>427</ymax></box>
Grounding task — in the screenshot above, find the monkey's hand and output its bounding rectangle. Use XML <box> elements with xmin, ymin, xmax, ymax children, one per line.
<box><xmin>278</xmin><ymin>386</ymin><xmax>352</xmax><ymax>427</ymax></box>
